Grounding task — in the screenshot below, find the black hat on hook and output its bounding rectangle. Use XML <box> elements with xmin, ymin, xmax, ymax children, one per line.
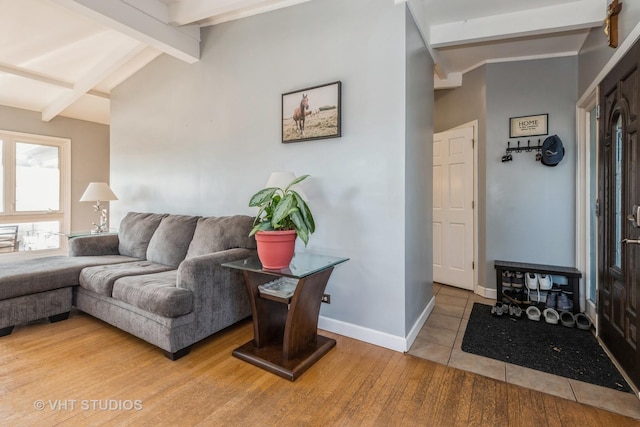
<box><xmin>541</xmin><ymin>135</ymin><xmax>564</xmax><ymax>167</ymax></box>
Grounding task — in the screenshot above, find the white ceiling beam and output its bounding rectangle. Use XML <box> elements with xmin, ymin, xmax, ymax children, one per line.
<box><xmin>434</xmin><ymin>72</ymin><xmax>463</xmax><ymax>90</ymax></box>
<box><xmin>430</xmin><ymin>0</ymin><xmax>605</xmax><ymax>48</ymax></box>
<box><xmin>42</xmin><ymin>42</ymin><xmax>147</xmax><ymax>122</ymax></box>
<box><xmin>51</xmin><ymin>0</ymin><xmax>200</xmax><ymax>63</ymax></box>
<box><xmin>0</xmin><ymin>62</ymin><xmax>73</xmax><ymax>89</ymax></box>
<box><xmin>168</xmin><ymin>0</ymin><xmax>311</xmax><ymax>26</ymax></box>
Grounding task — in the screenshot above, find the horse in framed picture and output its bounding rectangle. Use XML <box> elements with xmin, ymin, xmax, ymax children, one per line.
<box><xmin>293</xmin><ymin>93</ymin><xmax>309</xmax><ymax>136</ymax></box>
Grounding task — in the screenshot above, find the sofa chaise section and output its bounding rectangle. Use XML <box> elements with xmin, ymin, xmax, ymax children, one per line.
<box><xmin>0</xmin><ymin>255</ymin><xmax>139</xmax><ymax>336</ymax></box>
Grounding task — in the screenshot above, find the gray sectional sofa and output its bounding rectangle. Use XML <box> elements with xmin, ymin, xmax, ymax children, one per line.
<box><xmin>0</xmin><ymin>212</ymin><xmax>257</xmax><ymax>360</ymax></box>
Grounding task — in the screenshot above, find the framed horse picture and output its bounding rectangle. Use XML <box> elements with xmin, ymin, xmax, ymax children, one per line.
<box><xmin>282</xmin><ymin>81</ymin><xmax>341</xmax><ymax>143</ymax></box>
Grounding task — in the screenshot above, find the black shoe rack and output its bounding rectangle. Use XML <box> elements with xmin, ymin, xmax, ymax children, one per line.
<box><xmin>494</xmin><ymin>260</ymin><xmax>582</xmax><ymax>314</ymax></box>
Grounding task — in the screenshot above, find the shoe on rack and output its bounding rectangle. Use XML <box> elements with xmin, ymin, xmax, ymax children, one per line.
<box><xmin>560</xmin><ymin>311</ymin><xmax>575</xmax><ymax>328</ymax></box>
<box><xmin>575</xmin><ymin>313</ymin><xmax>593</xmax><ymax>331</ymax></box>
<box><xmin>557</xmin><ymin>291</ymin><xmax>574</xmax><ymax>312</ymax></box>
<box><xmin>543</xmin><ymin>308</ymin><xmax>560</xmax><ymax>324</ymax></box>
<box><xmin>525</xmin><ymin>272</ymin><xmax>538</xmax><ymax>290</ymax></box>
<box><xmin>512</xmin><ymin>272</ymin><xmax>525</xmax><ymax>289</ymax></box>
<box><xmin>538</xmin><ymin>274</ymin><xmax>553</xmax><ymax>290</ymax></box>
<box><xmin>501</xmin><ymin>270</ymin><xmax>513</xmax><ymax>288</ymax></box>
<box><xmin>526</xmin><ymin>306</ymin><xmax>541</xmax><ymax>321</ymax></box>
<box><xmin>546</xmin><ymin>289</ymin><xmax>559</xmax><ymax>309</ymax></box>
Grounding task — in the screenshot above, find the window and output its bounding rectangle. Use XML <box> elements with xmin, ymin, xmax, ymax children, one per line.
<box><xmin>0</xmin><ymin>130</ymin><xmax>70</xmax><ymax>256</ymax></box>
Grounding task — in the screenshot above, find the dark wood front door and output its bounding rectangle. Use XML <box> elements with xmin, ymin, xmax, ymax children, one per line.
<box><xmin>598</xmin><ymin>38</ymin><xmax>640</xmax><ymax>388</ymax></box>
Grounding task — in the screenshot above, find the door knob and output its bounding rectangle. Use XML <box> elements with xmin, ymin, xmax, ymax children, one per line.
<box><xmin>622</xmin><ymin>238</ymin><xmax>640</xmax><ymax>245</ymax></box>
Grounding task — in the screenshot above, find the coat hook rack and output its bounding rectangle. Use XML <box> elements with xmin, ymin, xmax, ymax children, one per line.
<box><xmin>506</xmin><ymin>138</ymin><xmax>543</xmax><ymax>153</ymax></box>
<box><xmin>502</xmin><ymin>138</ymin><xmax>544</xmax><ymax>163</ymax></box>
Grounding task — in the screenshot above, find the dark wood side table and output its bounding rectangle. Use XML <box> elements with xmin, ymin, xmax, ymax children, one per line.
<box><xmin>222</xmin><ymin>253</ymin><xmax>348</xmax><ymax>381</ymax></box>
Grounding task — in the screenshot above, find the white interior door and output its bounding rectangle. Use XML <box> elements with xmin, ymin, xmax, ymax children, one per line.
<box><xmin>433</xmin><ymin>125</ymin><xmax>474</xmax><ymax>290</ymax></box>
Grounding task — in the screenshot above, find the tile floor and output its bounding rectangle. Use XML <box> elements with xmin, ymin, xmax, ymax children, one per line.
<box><xmin>408</xmin><ymin>283</ymin><xmax>640</xmax><ymax>420</ymax></box>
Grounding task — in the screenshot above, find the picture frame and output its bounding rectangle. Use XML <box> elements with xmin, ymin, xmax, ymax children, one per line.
<box><xmin>282</xmin><ymin>81</ymin><xmax>341</xmax><ymax>143</ymax></box>
<box><xmin>509</xmin><ymin>114</ymin><xmax>548</xmax><ymax>138</ymax></box>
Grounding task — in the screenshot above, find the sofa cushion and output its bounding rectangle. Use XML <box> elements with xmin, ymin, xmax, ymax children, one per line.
<box><xmin>185</xmin><ymin>215</ymin><xmax>256</xmax><ymax>259</ymax></box>
<box><xmin>0</xmin><ymin>255</ymin><xmax>139</xmax><ymax>300</ymax></box>
<box><xmin>79</xmin><ymin>261</ymin><xmax>175</xmax><ymax>297</ymax></box>
<box><xmin>146</xmin><ymin>215</ymin><xmax>199</xmax><ymax>267</ymax></box>
<box><xmin>118</xmin><ymin>212</ymin><xmax>167</xmax><ymax>258</ymax></box>
<box><xmin>112</xmin><ymin>271</ymin><xmax>193</xmax><ymax>318</ymax></box>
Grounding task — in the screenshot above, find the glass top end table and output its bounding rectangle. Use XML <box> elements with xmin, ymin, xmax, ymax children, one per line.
<box><xmin>223</xmin><ymin>252</ymin><xmax>348</xmax><ymax>381</ymax></box>
<box><xmin>223</xmin><ymin>253</ymin><xmax>348</xmax><ymax>278</ymax></box>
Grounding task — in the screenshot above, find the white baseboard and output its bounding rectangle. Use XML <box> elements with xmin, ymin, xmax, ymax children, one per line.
<box><xmin>318</xmin><ymin>295</ymin><xmax>436</xmax><ymax>353</ymax></box>
<box><xmin>404</xmin><ymin>296</ymin><xmax>435</xmax><ymax>351</ymax></box>
<box><xmin>476</xmin><ymin>284</ymin><xmax>497</xmax><ymax>300</ymax></box>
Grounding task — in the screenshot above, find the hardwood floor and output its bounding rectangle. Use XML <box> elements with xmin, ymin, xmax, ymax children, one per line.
<box><xmin>1</xmin><ymin>311</ymin><xmax>637</xmax><ymax>426</ymax></box>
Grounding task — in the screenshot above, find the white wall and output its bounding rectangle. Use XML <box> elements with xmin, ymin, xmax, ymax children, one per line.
<box><xmin>434</xmin><ymin>56</ymin><xmax>578</xmax><ymax>289</ymax></box>
<box><xmin>0</xmin><ymin>105</ymin><xmax>110</xmax><ymax>232</ymax></box>
<box><xmin>111</xmin><ymin>0</ymin><xmax>428</xmax><ymax>345</ymax></box>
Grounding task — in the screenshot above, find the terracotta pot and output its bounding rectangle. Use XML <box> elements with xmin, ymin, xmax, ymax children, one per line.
<box><xmin>255</xmin><ymin>230</ymin><xmax>297</xmax><ymax>269</ymax></box>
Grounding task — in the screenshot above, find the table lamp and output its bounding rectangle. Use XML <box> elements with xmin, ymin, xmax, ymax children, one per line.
<box><xmin>265</xmin><ymin>172</ymin><xmax>309</xmax><ymax>201</ymax></box>
<box><xmin>80</xmin><ymin>182</ymin><xmax>118</xmax><ymax>233</ymax></box>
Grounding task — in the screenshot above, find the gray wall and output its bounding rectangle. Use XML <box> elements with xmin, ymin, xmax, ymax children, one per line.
<box><xmin>434</xmin><ymin>66</ymin><xmax>487</xmax><ymax>286</ymax></box>
<box><xmin>404</xmin><ymin>8</ymin><xmax>433</xmax><ymax>332</ymax></box>
<box><xmin>578</xmin><ymin>2</ymin><xmax>640</xmax><ymax>97</ymax></box>
<box><xmin>434</xmin><ymin>57</ymin><xmax>577</xmax><ymax>288</ymax></box>
<box><xmin>0</xmin><ymin>105</ymin><xmax>110</xmax><ymax>232</ymax></box>
<box><xmin>485</xmin><ymin>57</ymin><xmax>578</xmax><ymax>286</ymax></box>
<box><xmin>111</xmin><ymin>0</ymin><xmax>426</xmax><ymax>340</ymax></box>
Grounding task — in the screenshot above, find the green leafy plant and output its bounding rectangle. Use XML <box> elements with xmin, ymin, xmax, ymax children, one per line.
<box><xmin>248</xmin><ymin>175</ymin><xmax>316</xmax><ymax>245</ymax></box>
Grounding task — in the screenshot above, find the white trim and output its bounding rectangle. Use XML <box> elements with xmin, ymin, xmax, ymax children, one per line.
<box><xmin>575</xmin><ymin>91</ymin><xmax>597</xmax><ymax>314</ymax></box>
<box><xmin>318</xmin><ymin>296</ymin><xmax>435</xmax><ymax>353</ymax></box>
<box><xmin>477</xmin><ymin>284</ymin><xmax>497</xmax><ymax>300</ymax></box>
<box><xmin>318</xmin><ymin>316</ymin><xmax>406</xmax><ymax>353</ymax></box>
<box><xmin>0</xmin><ymin>129</ymin><xmax>71</xmax><ymax>254</ymax></box>
<box><xmin>405</xmin><ymin>295</ymin><xmax>435</xmax><ymax>351</ymax></box>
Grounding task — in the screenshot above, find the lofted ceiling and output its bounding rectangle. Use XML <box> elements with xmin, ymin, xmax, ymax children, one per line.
<box><xmin>0</xmin><ymin>0</ymin><xmax>607</xmax><ymax>125</ymax></box>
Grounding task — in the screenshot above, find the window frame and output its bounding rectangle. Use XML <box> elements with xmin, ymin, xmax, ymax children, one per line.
<box><xmin>0</xmin><ymin>129</ymin><xmax>71</xmax><ymax>258</ymax></box>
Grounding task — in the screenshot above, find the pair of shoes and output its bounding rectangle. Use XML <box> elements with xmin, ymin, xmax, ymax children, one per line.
<box><xmin>526</xmin><ymin>306</ymin><xmax>541</xmax><ymax>321</ymax></box>
<box><xmin>543</xmin><ymin>308</ymin><xmax>560</xmax><ymax>324</ymax></box>
<box><xmin>525</xmin><ymin>272</ymin><xmax>553</xmax><ymax>290</ymax></box>
<box><xmin>509</xmin><ymin>303</ymin><xmax>522</xmax><ymax>318</ymax></box>
<box><xmin>546</xmin><ymin>289</ymin><xmax>561</xmax><ymax>309</ymax></box>
<box><xmin>501</xmin><ymin>270</ymin><xmax>513</xmax><ymax>288</ymax></box>
<box><xmin>502</xmin><ymin>289</ymin><xmax>533</xmax><ymax>306</ymax></box>
<box><xmin>560</xmin><ymin>311</ymin><xmax>575</xmax><ymax>328</ymax></box>
<box><xmin>511</xmin><ymin>272</ymin><xmax>524</xmax><ymax>289</ymax></box>
<box><xmin>557</xmin><ymin>290</ymin><xmax>574</xmax><ymax>312</ymax></box>
<box><xmin>575</xmin><ymin>313</ymin><xmax>592</xmax><ymax>330</ymax></box>
<box><xmin>491</xmin><ymin>302</ymin><xmax>509</xmax><ymax>317</ymax></box>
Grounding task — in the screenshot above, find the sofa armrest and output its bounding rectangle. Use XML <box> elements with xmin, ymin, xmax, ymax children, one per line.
<box><xmin>177</xmin><ymin>248</ymin><xmax>255</xmax><ymax>339</ymax></box>
<box><xmin>68</xmin><ymin>234</ymin><xmax>120</xmax><ymax>257</ymax></box>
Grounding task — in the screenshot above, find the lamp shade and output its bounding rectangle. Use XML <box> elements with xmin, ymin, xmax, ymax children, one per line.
<box><xmin>265</xmin><ymin>172</ymin><xmax>308</xmax><ymax>201</ymax></box>
<box><xmin>80</xmin><ymin>182</ymin><xmax>118</xmax><ymax>202</ymax></box>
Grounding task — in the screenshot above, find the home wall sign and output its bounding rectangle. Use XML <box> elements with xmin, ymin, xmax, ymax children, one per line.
<box><xmin>509</xmin><ymin>114</ymin><xmax>548</xmax><ymax>138</ymax></box>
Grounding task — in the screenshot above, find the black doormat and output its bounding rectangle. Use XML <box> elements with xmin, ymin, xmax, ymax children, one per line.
<box><xmin>462</xmin><ymin>303</ymin><xmax>631</xmax><ymax>393</ymax></box>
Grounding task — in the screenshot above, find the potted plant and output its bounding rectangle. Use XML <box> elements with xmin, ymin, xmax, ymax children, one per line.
<box><xmin>248</xmin><ymin>174</ymin><xmax>315</xmax><ymax>269</ymax></box>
